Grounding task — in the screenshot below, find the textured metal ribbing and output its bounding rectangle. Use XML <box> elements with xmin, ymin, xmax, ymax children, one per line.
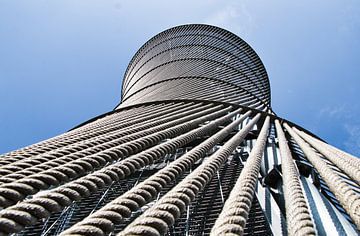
<box><xmin>209</xmin><ymin>116</ymin><xmax>270</xmax><ymax>235</ymax></box>
<box><xmin>60</xmin><ymin>109</ymin><xmax>250</xmax><ymax>236</ymax></box>
<box><xmin>275</xmin><ymin>120</ymin><xmax>315</xmax><ymax>236</ymax></box>
<box><xmin>0</xmin><ymin>103</ymin><xmax>202</xmax><ymax>182</ymax></box>
<box><xmin>121</xmin><ymin>77</ymin><xmax>266</xmax><ymax>110</ymax></box>
<box><xmin>284</xmin><ymin>123</ymin><xmax>360</xmax><ymax>229</ymax></box>
<box><xmin>0</xmin><ymin>104</ymin><xmax>227</xmax><ymax>210</ymax></box>
<box><xmin>323</xmin><ymin>144</ymin><xmax>360</xmax><ymax>168</ymax></box>
<box><xmin>0</xmin><ymin>103</ymin><xmax>209</xmax><ymax>186</ymax></box>
<box><xmin>296</xmin><ymin>129</ymin><xmax>360</xmax><ymax>175</ymax></box>
<box><xmin>118</xmin><ymin>113</ymin><xmax>261</xmax><ymax>236</ymax></box>
<box><xmin>0</xmin><ymin>104</ymin><xmax>169</xmax><ymax>163</ymax></box>
<box><xmin>0</xmin><ymin>105</ymin><xmax>232</xmax><ymax>234</ymax></box>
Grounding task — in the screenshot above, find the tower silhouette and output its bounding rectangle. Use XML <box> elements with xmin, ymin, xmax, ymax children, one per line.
<box><xmin>0</xmin><ymin>24</ymin><xmax>359</xmax><ymax>236</ymax></box>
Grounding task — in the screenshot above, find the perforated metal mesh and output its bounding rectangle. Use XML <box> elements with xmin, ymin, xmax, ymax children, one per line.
<box><xmin>119</xmin><ymin>24</ymin><xmax>271</xmax><ymax>110</ymax></box>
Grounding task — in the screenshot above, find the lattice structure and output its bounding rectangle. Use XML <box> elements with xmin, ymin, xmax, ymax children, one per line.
<box><xmin>0</xmin><ymin>24</ymin><xmax>359</xmax><ymax>236</ymax></box>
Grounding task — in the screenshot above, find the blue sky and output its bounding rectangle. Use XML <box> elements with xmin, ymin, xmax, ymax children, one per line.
<box><xmin>1</xmin><ymin>0</ymin><xmax>359</xmax><ymax>156</ymax></box>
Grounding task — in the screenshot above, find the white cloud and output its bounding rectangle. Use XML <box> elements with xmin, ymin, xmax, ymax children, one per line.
<box><xmin>204</xmin><ymin>1</ymin><xmax>254</xmax><ymax>37</ymax></box>
<box><xmin>319</xmin><ymin>105</ymin><xmax>346</xmax><ymax>118</ymax></box>
<box><xmin>318</xmin><ymin>104</ymin><xmax>354</xmax><ymax>120</ymax></box>
<box><xmin>337</xmin><ymin>3</ymin><xmax>360</xmax><ymax>35</ymax></box>
<box><xmin>343</xmin><ymin>124</ymin><xmax>360</xmax><ymax>156</ymax></box>
<box><xmin>315</xmin><ymin>104</ymin><xmax>360</xmax><ymax>156</ymax></box>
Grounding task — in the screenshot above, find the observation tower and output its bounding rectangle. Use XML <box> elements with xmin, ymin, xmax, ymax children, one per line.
<box><xmin>0</xmin><ymin>24</ymin><xmax>359</xmax><ymax>236</ymax></box>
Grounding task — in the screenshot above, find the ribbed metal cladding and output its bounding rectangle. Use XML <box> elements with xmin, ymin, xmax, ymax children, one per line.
<box><xmin>118</xmin><ymin>24</ymin><xmax>271</xmax><ymax>110</ymax></box>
